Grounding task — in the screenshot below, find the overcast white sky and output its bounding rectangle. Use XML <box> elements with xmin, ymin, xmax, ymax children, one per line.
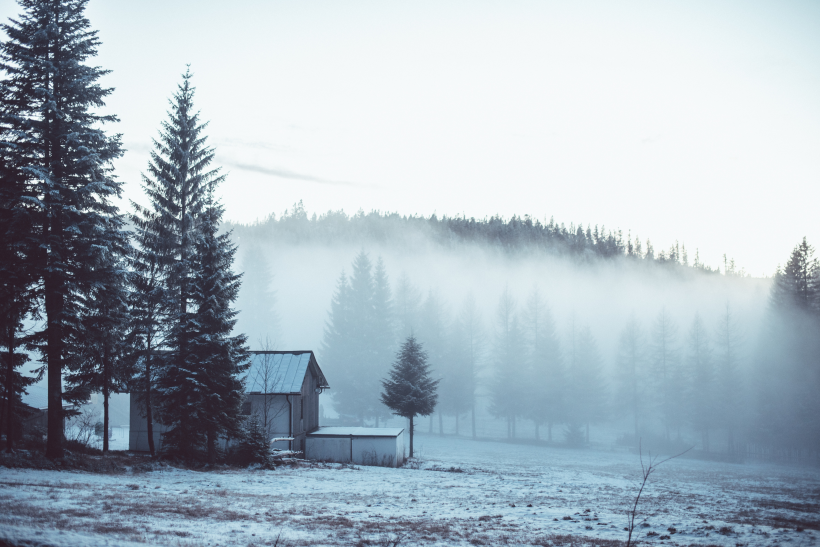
<box><xmin>3</xmin><ymin>0</ymin><xmax>819</xmax><ymax>276</ymax></box>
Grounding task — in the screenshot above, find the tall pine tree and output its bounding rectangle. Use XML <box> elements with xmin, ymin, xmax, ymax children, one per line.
<box><xmin>138</xmin><ymin>69</ymin><xmax>248</xmax><ymax>460</ymax></box>
<box><xmin>444</xmin><ymin>294</ymin><xmax>484</xmax><ymax>436</ymax></box>
<box><xmin>649</xmin><ymin>307</ymin><xmax>681</xmax><ymax>441</ymax></box>
<box><xmin>489</xmin><ymin>287</ymin><xmax>525</xmax><ymax>439</ymax></box>
<box><xmin>686</xmin><ymin>313</ymin><xmax>713</xmax><ymax>452</ymax></box>
<box><xmin>714</xmin><ymin>303</ymin><xmax>743</xmax><ymax>455</ymax></box>
<box><xmin>1</xmin><ymin>0</ymin><xmax>124</xmax><ymax>458</ymax></box>
<box><xmin>522</xmin><ymin>287</ymin><xmax>564</xmax><ymax>442</ymax></box>
<box><xmin>185</xmin><ymin>181</ymin><xmax>249</xmax><ymax>462</ymax></box>
<box><xmin>615</xmin><ymin>314</ymin><xmax>645</xmax><ymax>440</ymax></box>
<box><xmin>0</xmin><ymin>117</ymin><xmax>39</xmax><ymax>451</ymax></box>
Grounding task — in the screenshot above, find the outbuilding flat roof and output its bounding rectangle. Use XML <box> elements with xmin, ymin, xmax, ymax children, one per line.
<box><xmin>308</xmin><ymin>427</ymin><xmax>404</xmax><ymax>437</ymax></box>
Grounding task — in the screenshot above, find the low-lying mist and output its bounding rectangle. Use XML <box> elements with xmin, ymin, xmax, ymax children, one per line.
<box><xmin>224</xmin><ymin>207</ymin><xmax>807</xmax><ymax>462</ymax></box>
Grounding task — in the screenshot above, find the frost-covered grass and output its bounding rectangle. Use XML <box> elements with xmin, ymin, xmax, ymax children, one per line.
<box><xmin>1</xmin><ymin>434</ymin><xmax>818</xmax><ymax>546</ymax></box>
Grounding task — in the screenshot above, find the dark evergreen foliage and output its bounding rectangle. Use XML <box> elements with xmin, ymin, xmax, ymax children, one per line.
<box><xmin>63</xmin><ymin>229</ymin><xmax>131</xmax><ymax>453</ymax></box>
<box><xmin>185</xmin><ymin>183</ymin><xmax>249</xmax><ymax>462</ymax></box>
<box><xmin>0</xmin><ymin>105</ymin><xmax>39</xmax><ymax>451</ymax></box>
<box><xmin>126</xmin><ymin>217</ymin><xmax>167</xmax><ymax>457</ymax></box>
<box><xmin>755</xmin><ymin>238</ymin><xmax>820</xmax><ymax>457</ymax></box>
<box><xmin>229</xmin><ymin>207</ymin><xmax>721</xmax><ymax>271</ymax></box>
<box><xmin>232</xmin><ymin>414</ymin><xmax>273</xmax><ymax>467</ymax></box>
<box><xmin>133</xmin><ymin>70</ymin><xmax>248</xmax><ymax>461</ymax></box>
<box><xmin>0</xmin><ymin>0</ymin><xmax>124</xmax><ymax>459</ymax></box>
<box><xmin>381</xmin><ymin>335</ymin><xmax>439</xmax><ymax>458</ymax></box>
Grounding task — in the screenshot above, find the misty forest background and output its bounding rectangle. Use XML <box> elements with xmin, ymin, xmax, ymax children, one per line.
<box><xmin>232</xmin><ymin>205</ymin><xmax>820</xmax><ymax>462</ymax></box>
<box><xmin>2</xmin><ymin>0</ymin><xmax>819</xmax><ymax>465</ymax></box>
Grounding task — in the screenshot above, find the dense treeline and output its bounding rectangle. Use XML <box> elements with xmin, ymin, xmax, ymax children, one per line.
<box><xmin>320</xmin><ymin>241</ymin><xmax>819</xmax><ymax>463</ymax></box>
<box><xmin>0</xmin><ymin>0</ymin><xmax>247</xmax><ymax>461</ymax></box>
<box><xmin>229</xmin><ymin>201</ymin><xmax>736</xmax><ymax>273</ymax></box>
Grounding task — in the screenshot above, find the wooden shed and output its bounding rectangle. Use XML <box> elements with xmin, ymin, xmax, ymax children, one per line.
<box><xmin>306</xmin><ymin>427</ymin><xmax>405</xmax><ymax>467</ymax></box>
<box><xmin>129</xmin><ymin>350</ymin><xmax>329</xmax><ymax>454</ymax></box>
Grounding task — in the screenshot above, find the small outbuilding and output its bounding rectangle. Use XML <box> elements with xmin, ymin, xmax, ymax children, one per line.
<box><xmin>129</xmin><ymin>350</ymin><xmax>329</xmax><ymax>454</ymax></box>
<box><xmin>306</xmin><ymin>427</ymin><xmax>405</xmax><ymax>467</ymax></box>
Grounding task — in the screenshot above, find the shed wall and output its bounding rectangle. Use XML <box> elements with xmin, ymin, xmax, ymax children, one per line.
<box><xmin>305</xmin><ymin>437</ymin><xmax>351</xmax><ymax>462</ymax></box>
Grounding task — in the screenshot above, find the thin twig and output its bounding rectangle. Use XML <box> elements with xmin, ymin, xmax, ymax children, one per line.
<box><xmin>626</xmin><ymin>440</ymin><xmax>693</xmax><ymax>547</ymax></box>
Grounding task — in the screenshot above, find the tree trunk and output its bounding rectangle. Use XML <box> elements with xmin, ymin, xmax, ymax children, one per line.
<box><xmin>438</xmin><ymin>412</ymin><xmax>443</xmax><ymax>436</ymax></box>
<box><xmin>5</xmin><ymin>324</ymin><xmax>15</xmax><ymax>452</ymax></box>
<box><xmin>429</xmin><ymin>413</ymin><xmax>433</xmax><ymax>433</ymax></box>
<box><xmin>146</xmin><ymin>351</ymin><xmax>155</xmax><ymax>457</ymax></box>
<box><xmin>512</xmin><ymin>415</ymin><xmax>516</xmax><ymax>439</ymax></box>
<box><xmin>471</xmin><ymin>404</ymin><xmax>476</xmax><ymax>439</ymax></box>
<box><xmin>207</xmin><ymin>431</ymin><xmax>216</xmax><ymax>464</ymax></box>
<box><xmin>103</xmin><ymin>380</ymin><xmax>109</xmax><ymax>453</ymax></box>
<box><xmin>45</xmin><ymin>277</ymin><xmax>64</xmax><ymax>460</ymax></box>
<box><xmin>45</xmin><ymin>31</ymin><xmax>64</xmax><ymax>461</ymax></box>
<box><xmin>409</xmin><ymin>415</ymin><xmax>414</xmax><ymax>458</ymax></box>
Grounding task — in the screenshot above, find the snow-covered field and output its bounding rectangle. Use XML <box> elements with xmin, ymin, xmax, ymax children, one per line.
<box><xmin>1</xmin><ymin>434</ymin><xmax>818</xmax><ymax>546</ymax></box>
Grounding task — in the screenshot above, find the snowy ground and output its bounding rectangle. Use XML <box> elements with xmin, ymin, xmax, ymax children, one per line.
<box><xmin>1</xmin><ymin>434</ymin><xmax>818</xmax><ymax>546</ymax></box>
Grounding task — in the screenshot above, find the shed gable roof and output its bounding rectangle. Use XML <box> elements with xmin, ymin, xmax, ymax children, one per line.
<box><xmin>244</xmin><ymin>351</ymin><xmax>329</xmax><ymax>394</ymax></box>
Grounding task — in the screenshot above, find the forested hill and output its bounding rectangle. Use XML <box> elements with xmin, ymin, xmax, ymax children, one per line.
<box><xmin>227</xmin><ymin>202</ymin><xmax>727</xmax><ymax>273</ymax></box>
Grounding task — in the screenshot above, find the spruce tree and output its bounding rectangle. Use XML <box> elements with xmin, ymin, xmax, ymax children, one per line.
<box><xmin>185</xmin><ymin>182</ymin><xmax>249</xmax><ymax>462</ymax></box>
<box><xmin>139</xmin><ymin>69</ymin><xmax>242</xmax><ymax>460</ymax></box>
<box><xmin>649</xmin><ymin>308</ymin><xmax>680</xmax><ymax>441</ymax></box>
<box><xmin>320</xmin><ymin>270</ymin><xmax>353</xmax><ymax>420</ymax></box>
<box><xmin>381</xmin><ymin>335</ymin><xmax>439</xmax><ymax>458</ymax></box>
<box><xmin>686</xmin><ymin>314</ymin><xmax>713</xmax><ymax>452</ymax></box>
<box><xmin>63</xmin><ymin>229</ymin><xmax>131</xmax><ymax>453</ymax></box>
<box><xmin>233</xmin><ymin>414</ymin><xmax>272</xmax><ymax>467</ymax></box>
<box><xmin>0</xmin><ymin>121</ymin><xmax>39</xmax><ymax>451</ymax></box>
<box><xmin>322</xmin><ymin>251</ymin><xmax>387</xmax><ymax>424</ymax></box>
<box><xmin>615</xmin><ymin>314</ymin><xmax>645</xmax><ymax>440</ymax></box>
<box><xmin>417</xmin><ymin>289</ymin><xmax>449</xmax><ymax>434</ymax></box>
<box><xmin>522</xmin><ymin>287</ymin><xmax>563</xmax><ymax>441</ymax></box>
<box><xmin>565</xmin><ymin>323</ymin><xmax>606</xmax><ymax>444</ymax></box>
<box><xmin>370</xmin><ymin>257</ymin><xmax>395</xmax><ymax>426</ymax></box>
<box><xmin>489</xmin><ymin>287</ymin><xmax>524</xmax><ymax>438</ymax></box>
<box><xmin>444</xmin><ymin>294</ymin><xmax>484</xmax><ymax>436</ymax></box>
<box><xmin>394</xmin><ymin>272</ymin><xmax>421</xmax><ymax>338</ymax></box>
<box><xmin>756</xmin><ymin>239</ymin><xmax>820</xmax><ymax>454</ymax></box>
<box><xmin>1</xmin><ymin>0</ymin><xmax>124</xmax><ymax>458</ymax></box>
<box><xmin>127</xmin><ymin>217</ymin><xmax>167</xmax><ymax>457</ymax></box>
<box><xmin>235</xmin><ymin>245</ymin><xmax>279</xmax><ymax>345</ymax></box>
<box><xmin>714</xmin><ymin>303</ymin><xmax>742</xmax><ymax>455</ymax></box>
